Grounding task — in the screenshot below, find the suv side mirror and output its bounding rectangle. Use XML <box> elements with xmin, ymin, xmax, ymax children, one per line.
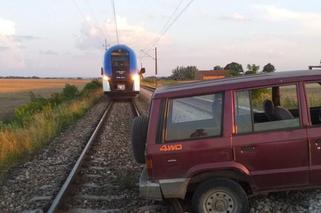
<box><xmin>140</xmin><ymin>68</ymin><xmax>146</xmax><ymax>74</ymax></box>
<box><xmin>101</xmin><ymin>67</ymin><xmax>104</xmax><ymax>75</ymax></box>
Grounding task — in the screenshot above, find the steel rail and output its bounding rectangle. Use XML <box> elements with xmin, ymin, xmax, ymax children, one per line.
<box><xmin>141</xmin><ymin>85</ymin><xmax>156</xmax><ymax>92</ymax></box>
<box><xmin>47</xmin><ymin>101</ymin><xmax>114</xmax><ymax>213</ymax></box>
<box><xmin>131</xmin><ymin>99</ymin><xmax>141</xmax><ymax>117</ymax></box>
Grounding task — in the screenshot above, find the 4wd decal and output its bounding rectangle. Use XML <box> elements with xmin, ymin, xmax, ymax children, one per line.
<box><xmin>160</xmin><ymin>144</ymin><xmax>183</xmax><ymax>152</ymax></box>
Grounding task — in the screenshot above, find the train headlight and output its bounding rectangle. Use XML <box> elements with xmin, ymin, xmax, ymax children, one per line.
<box><xmin>131</xmin><ymin>74</ymin><xmax>140</xmax><ymax>81</ymax></box>
<box><xmin>103</xmin><ymin>75</ymin><xmax>110</xmax><ymax>81</ymax></box>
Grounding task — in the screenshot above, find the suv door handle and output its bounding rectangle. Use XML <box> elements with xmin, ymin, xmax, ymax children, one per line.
<box><xmin>315</xmin><ymin>139</ymin><xmax>321</xmax><ymax>150</ymax></box>
<box><xmin>315</xmin><ymin>139</ymin><xmax>321</xmax><ymax>145</ymax></box>
<box><xmin>240</xmin><ymin>145</ymin><xmax>256</xmax><ymax>153</ymax></box>
<box><xmin>167</xmin><ymin>159</ymin><xmax>177</xmax><ymax>163</ymax></box>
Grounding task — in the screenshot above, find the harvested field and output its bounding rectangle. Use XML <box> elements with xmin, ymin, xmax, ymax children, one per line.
<box><xmin>0</xmin><ymin>79</ymin><xmax>91</xmax><ymax>121</ymax></box>
<box><xmin>0</xmin><ymin>79</ymin><xmax>90</xmax><ymax>93</ymax></box>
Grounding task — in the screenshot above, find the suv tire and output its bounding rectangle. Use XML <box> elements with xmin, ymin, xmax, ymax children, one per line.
<box><xmin>192</xmin><ymin>178</ymin><xmax>249</xmax><ymax>213</ymax></box>
<box><xmin>131</xmin><ymin>115</ymin><xmax>148</xmax><ymax>164</ymax></box>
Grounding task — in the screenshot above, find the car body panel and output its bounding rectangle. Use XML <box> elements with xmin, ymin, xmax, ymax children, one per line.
<box><xmin>141</xmin><ymin>70</ymin><xmax>321</xmax><ymax>200</ymax></box>
<box><xmin>303</xmin><ymin>80</ymin><xmax>321</xmax><ymax>185</ymax></box>
<box><xmin>233</xmin><ymin>129</ymin><xmax>309</xmax><ymax>190</ymax></box>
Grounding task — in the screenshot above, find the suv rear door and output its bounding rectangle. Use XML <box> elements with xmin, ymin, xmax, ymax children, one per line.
<box><xmin>232</xmin><ymin>84</ymin><xmax>309</xmax><ymax>190</ymax></box>
<box><xmin>304</xmin><ymin>80</ymin><xmax>321</xmax><ymax>185</ymax></box>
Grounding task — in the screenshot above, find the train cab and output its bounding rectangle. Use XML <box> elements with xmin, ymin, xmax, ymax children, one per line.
<box><xmin>101</xmin><ymin>44</ymin><xmax>143</xmax><ymax>97</ymax></box>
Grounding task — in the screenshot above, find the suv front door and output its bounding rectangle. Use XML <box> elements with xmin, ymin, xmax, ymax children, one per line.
<box><xmin>151</xmin><ymin>92</ymin><xmax>233</xmax><ymax>179</ymax></box>
<box><xmin>232</xmin><ymin>85</ymin><xmax>309</xmax><ymax>191</ymax></box>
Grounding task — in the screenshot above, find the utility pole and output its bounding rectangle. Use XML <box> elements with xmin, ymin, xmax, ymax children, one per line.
<box><xmin>155</xmin><ymin>47</ymin><xmax>158</xmax><ymax>87</ymax></box>
<box><xmin>140</xmin><ymin>47</ymin><xmax>159</xmax><ymax>87</ymax></box>
<box><xmin>103</xmin><ymin>39</ymin><xmax>108</xmax><ymax>51</ymax></box>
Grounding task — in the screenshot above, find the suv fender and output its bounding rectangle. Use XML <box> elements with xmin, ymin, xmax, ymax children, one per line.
<box><xmin>186</xmin><ymin>161</ymin><xmax>250</xmax><ymax>177</ymax></box>
<box><xmin>186</xmin><ymin>162</ymin><xmax>253</xmax><ymax>195</ymax></box>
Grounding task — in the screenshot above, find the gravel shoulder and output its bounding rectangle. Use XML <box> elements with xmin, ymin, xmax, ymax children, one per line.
<box><xmin>0</xmin><ymin>96</ymin><xmax>109</xmax><ymax>212</ymax></box>
<box><xmin>135</xmin><ymin>93</ymin><xmax>150</xmax><ymax>115</ymax></box>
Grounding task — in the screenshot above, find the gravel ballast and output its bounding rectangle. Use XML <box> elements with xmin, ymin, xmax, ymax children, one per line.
<box><xmin>0</xmin><ymin>96</ymin><xmax>109</xmax><ymax>212</ymax></box>
<box><xmin>60</xmin><ymin>101</ymin><xmax>167</xmax><ymax>212</ymax></box>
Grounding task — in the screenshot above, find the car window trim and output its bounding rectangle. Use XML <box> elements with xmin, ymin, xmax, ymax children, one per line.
<box><xmin>156</xmin><ymin>100</ymin><xmax>166</xmax><ymax>144</ymax></box>
<box><xmin>303</xmin><ymin>80</ymin><xmax>321</xmax><ymax>128</ymax></box>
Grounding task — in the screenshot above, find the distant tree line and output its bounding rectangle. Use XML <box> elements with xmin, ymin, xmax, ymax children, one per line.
<box><xmin>0</xmin><ymin>76</ymin><xmax>41</xmax><ymax>79</ymax></box>
<box><xmin>223</xmin><ymin>62</ymin><xmax>276</xmax><ymax>77</ymax></box>
<box><xmin>164</xmin><ymin>62</ymin><xmax>276</xmax><ymax>81</ymax></box>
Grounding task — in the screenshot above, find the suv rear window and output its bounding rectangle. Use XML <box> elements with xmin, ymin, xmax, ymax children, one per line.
<box><xmin>165</xmin><ymin>93</ymin><xmax>224</xmax><ymax>141</ymax></box>
<box><xmin>305</xmin><ymin>82</ymin><xmax>321</xmax><ymax>126</ymax></box>
<box><xmin>235</xmin><ymin>85</ymin><xmax>300</xmax><ymax>134</ymax></box>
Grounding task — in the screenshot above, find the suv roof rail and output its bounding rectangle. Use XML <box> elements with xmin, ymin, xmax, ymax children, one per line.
<box><xmin>309</xmin><ymin>60</ymin><xmax>321</xmax><ymax>70</ymax></box>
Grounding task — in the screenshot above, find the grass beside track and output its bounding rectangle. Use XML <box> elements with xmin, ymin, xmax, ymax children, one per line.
<box><xmin>142</xmin><ymin>79</ymin><xmax>196</xmax><ymax>88</ymax></box>
<box><xmin>0</xmin><ymin>82</ymin><xmax>102</xmax><ymax>178</ymax></box>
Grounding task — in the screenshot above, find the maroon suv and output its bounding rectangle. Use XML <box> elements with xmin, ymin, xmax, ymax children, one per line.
<box><xmin>132</xmin><ymin>70</ymin><xmax>321</xmax><ymax>213</ymax></box>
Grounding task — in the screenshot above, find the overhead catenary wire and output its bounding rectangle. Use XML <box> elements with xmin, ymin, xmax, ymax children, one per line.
<box><xmin>139</xmin><ymin>0</ymin><xmax>185</xmax><ymax>54</ymax></box>
<box><xmin>85</xmin><ymin>0</ymin><xmax>99</xmax><ymax>24</ymax></box>
<box><xmin>72</xmin><ymin>0</ymin><xmax>90</xmax><ymax>23</ymax></box>
<box><xmin>143</xmin><ymin>0</ymin><xmax>195</xmax><ymax>52</ymax></box>
<box><xmin>72</xmin><ymin>0</ymin><xmax>110</xmax><ymax>48</ymax></box>
<box><xmin>150</xmin><ymin>0</ymin><xmax>194</xmax><ymax>48</ymax></box>
<box><xmin>153</xmin><ymin>0</ymin><xmax>185</xmax><ymax>44</ymax></box>
<box><xmin>85</xmin><ymin>0</ymin><xmax>111</xmax><ymax>49</ymax></box>
<box><xmin>111</xmin><ymin>0</ymin><xmax>120</xmax><ymax>44</ymax></box>
<box><xmin>138</xmin><ymin>0</ymin><xmax>189</xmax><ymax>60</ymax></box>
<box><xmin>85</xmin><ymin>0</ymin><xmax>107</xmax><ymax>35</ymax></box>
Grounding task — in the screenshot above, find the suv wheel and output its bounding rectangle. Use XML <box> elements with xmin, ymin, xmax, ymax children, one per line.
<box><xmin>192</xmin><ymin>179</ymin><xmax>249</xmax><ymax>213</ymax></box>
<box><xmin>131</xmin><ymin>115</ymin><xmax>148</xmax><ymax>164</ymax></box>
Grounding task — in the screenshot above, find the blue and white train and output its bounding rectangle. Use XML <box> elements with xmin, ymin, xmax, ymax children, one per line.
<box><xmin>101</xmin><ymin>44</ymin><xmax>143</xmax><ymax>96</ymax></box>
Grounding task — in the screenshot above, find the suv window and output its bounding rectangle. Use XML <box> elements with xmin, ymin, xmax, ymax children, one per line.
<box><xmin>165</xmin><ymin>93</ymin><xmax>223</xmax><ymax>141</ymax></box>
<box><xmin>235</xmin><ymin>85</ymin><xmax>300</xmax><ymax>134</ymax></box>
<box><xmin>305</xmin><ymin>82</ymin><xmax>321</xmax><ymax>126</ymax></box>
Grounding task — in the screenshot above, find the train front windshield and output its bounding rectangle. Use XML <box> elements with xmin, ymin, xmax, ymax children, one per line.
<box><xmin>111</xmin><ymin>51</ymin><xmax>130</xmax><ymax>81</ymax></box>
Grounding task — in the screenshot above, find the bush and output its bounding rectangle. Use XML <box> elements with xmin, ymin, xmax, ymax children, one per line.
<box><xmin>15</xmin><ymin>96</ymin><xmax>49</xmax><ymax>125</ymax></box>
<box><xmin>81</xmin><ymin>80</ymin><xmax>102</xmax><ymax>96</ymax></box>
<box><xmin>83</xmin><ymin>79</ymin><xmax>101</xmax><ymax>91</ymax></box>
<box><xmin>62</xmin><ymin>84</ymin><xmax>79</xmax><ymax>100</ymax></box>
<box><xmin>49</xmin><ymin>92</ymin><xmax>63</xmax><ymax>106</ymax></box>
<box><xmin>170</xmin><ymin>66</ymin><xmax>198</xmax><ymax>80</ymax></box>
<box><xmin>14</xmin><ymin>83</ymin><xmax>79</xmax><ymax>125</ymax></box>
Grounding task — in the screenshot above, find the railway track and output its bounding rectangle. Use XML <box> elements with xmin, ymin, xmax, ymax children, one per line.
<box><xmin>141</xmin><ymin>85</ymin><xmax>156</xmax><ymax>92</ymax></box>
<box><xmin>47</xmin><ymin>99</ymin><xmax>141</xmax><ymax>213</ymax></box>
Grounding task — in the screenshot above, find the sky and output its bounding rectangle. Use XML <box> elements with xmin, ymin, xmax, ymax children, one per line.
<box><xmin>0</xmin><ymin>0</ymin><xmax>321</xmax><ymax>77</ymax></box>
